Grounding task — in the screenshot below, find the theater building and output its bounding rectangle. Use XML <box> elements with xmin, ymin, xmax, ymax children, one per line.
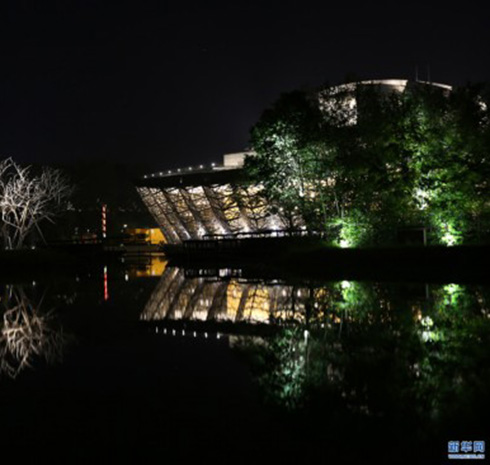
<box><xmin>136</xmin><ymin>79</ymin><xmax>452</xmax><ymax>244</ymax></box>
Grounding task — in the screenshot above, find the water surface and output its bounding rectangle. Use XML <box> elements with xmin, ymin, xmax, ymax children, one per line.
<box><xmin>0</xmin><ymin>255</ymin><xmax>488</xmax><ymax>463</ymax></box>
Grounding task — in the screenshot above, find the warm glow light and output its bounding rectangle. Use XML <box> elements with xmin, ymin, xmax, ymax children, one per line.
<box><xmin>103</xmin><ymin>266</ymin><xmax>109</xmax><ymax>301</ymax></box>
<box><xmin>138</xmin><ymin>267</ymin><xmax>312</xmax><ymax>325</ymax></box>
<box><xmin>137</xmin><ymin>176</ymin><xmax>290</xmax><ymax>244</ymax></box>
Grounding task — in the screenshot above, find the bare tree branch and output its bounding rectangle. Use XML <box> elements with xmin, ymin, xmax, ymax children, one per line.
<box><xmin>0</xmin><ymin>158</ymin><xmax>73</xmax><ymax>249</ymax></box>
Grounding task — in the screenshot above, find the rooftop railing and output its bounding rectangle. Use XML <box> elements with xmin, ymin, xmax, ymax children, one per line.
<box><xmin>142</xmin><ymin>162</ymin><xmax>220</xmax><ymax>180</ymax></box>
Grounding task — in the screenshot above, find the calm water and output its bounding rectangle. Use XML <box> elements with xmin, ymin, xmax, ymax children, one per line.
<box><xmin>0</xmin><ymin>255</ymin><xmax>489</xmax><ymax>463</ymax></box>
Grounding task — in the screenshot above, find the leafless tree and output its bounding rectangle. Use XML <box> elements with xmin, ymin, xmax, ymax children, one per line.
<box><xmin>0</xmin><ymin>287</ymin><xmax>66</xmax><ymax>379</ymax></box>
<box><xmin>0</xmin><ymin>158</ymin><xmax>72</xmax><ymax>249</ymax></box>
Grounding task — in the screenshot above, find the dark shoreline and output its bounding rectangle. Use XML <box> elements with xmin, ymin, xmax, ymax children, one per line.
<box><xmin>2</xmin><ymin>239</ymin><xmax>490</xmax><ymax>284</ymax></box>
<box><xmin>164</xmin><ymin>238</ymin><xmax>490</xmax><ymax>284</ymax></box>
<box><xmin>0</xmin><ymin>247</ymin><xmax>113</xmax><ymax>282</ymax></box>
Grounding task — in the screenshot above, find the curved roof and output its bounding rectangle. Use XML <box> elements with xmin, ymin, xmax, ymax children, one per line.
<box><xmin>329</xmin><ymin>78</ymin><xmax>452</xmax><ymax>93</ymax></box>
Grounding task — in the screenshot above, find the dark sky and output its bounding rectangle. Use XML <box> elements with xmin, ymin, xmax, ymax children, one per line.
<box><xmin>1</xmin><ymin>1</ymin><xmax>489</xmax><ymax>170</ymax></box>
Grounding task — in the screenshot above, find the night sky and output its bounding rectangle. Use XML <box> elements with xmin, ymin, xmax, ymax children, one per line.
<box><xmin>1</xmin><ymin>1</ymin><xmax>489</xmax><ymax>170</ymax></box>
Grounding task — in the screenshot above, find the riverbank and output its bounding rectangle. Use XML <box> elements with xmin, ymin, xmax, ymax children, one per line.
<box><xmin>0</xmin><ymin>242</ymin><xmax>165</xmax><ymax>281</ymax></box>
<box><xmin>0</xmin><ymin>248</ymin><xmax>89</xmax><ymax>281</ymax></box>
<box><xmin>3</xmin><ymin>239</ymin><xmax>490</xmax><ymax>284</ymax></box>
<box><xmin>164</xmin><ymin>238</ymin><xmax>490</xmax><ymax>284</ymax></box>
<box><xmin>0</xmin><ymin>245</ymin><xmax>130</xmax><ymax>282</ymax></box>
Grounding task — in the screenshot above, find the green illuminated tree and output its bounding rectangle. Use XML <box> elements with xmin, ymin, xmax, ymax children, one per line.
<box><xmin>246</xmin><ymin>82</ymin><xmax>490</xmax><ymax>246</ymax></box>
<box><xmin>246</xmin><ymin>91</ymin><xmax>325</xmax><ymax>229</ymax></box>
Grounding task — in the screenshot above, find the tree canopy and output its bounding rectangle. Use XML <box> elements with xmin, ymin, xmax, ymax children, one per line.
<box><xmin>245</xmin><ymin>82</ymin><xmax>490</xmax><ymax>246</ymax></box>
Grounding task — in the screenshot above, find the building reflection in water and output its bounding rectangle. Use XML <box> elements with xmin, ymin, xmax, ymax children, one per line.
<box><xmin>140</xmin><ymin>269</ymin><xmax>490</xmax><ymax>432</ymax></box>
<box><xmin>0</xmin><ymin>287</ymin><xmax>66</xmax><ymax>379</ymax></box>
<box><xmin>127</xmin><ymin>254</ymin><xmax>168</xmax><ymax>279</ymax></box>
<box><xmin>140</xmin><ymin>265</ymin><xmax>433</xmax><ymax>328</ymax></box>
<box><xmin>140</xmin><ymin>267</ymin><xmax>313</xmax><ymax>325</ymax></box>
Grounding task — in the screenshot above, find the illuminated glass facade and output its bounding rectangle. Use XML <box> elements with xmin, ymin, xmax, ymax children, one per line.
<box><xmin>136</xmin><ymin>152</ymin><xmax>291</xmax><ymax>243</ymax></box>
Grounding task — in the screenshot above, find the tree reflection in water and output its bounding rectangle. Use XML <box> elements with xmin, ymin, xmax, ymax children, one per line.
<box><xmin>0</xmin><ymin>286</ymin><xmax>66</xmax><ymax>378</ymax></box>
<box><xmin>233</xmin><ymin>281</ymin><xmax>490</xmax><ymax>458</ymax></box>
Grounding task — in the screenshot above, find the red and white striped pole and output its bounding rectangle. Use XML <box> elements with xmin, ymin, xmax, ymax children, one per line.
<box><xmin>101</xmin><ymin>204</ymin><xmax>107</xmax><ymax>239</ymax></box>
<box><xmin>103</xmin><ymin>265</ymin><xmax>109</xmax><ymax>301</ymax></box>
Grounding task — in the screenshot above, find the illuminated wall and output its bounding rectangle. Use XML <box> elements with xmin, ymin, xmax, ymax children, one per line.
<box><xmin>125</xmin><ymin>227</ymin><xmax>165</xmax><ymax>244</ymax></box>
<box><xmin>137</xmin><ymin>183</ymin><xmax>289</xmax><ymax>244</ymax></box>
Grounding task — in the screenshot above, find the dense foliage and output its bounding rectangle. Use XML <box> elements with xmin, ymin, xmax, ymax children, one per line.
<box><xmin>246</xmin><ymin>82</ymin><xmax>490</xmax><ymax>246</ymax></box>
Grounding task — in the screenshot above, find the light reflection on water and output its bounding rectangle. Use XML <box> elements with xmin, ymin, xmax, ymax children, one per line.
<box><xmin>141</xmin><ymin>266</ymin><xmax>309</xmax><ymax>324</ymax></box>
<box><xmin>140</xmin><ymin>265</ymin><xmax>450</xmax><ymax>328</ymax></box>
<box><xmin>0</xmin><ymin>286</ymin><xmax>67</xmax><ymax>378</ymax></box>
<box><xmin>1</xmin><ymin>258</ymin><xmax>489</xmax><ymax>461</ymax></box>
<box><xmin>141</xmin><ymin>265</ymin><xmax>490</xmax><ymax>457</ymax></box>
